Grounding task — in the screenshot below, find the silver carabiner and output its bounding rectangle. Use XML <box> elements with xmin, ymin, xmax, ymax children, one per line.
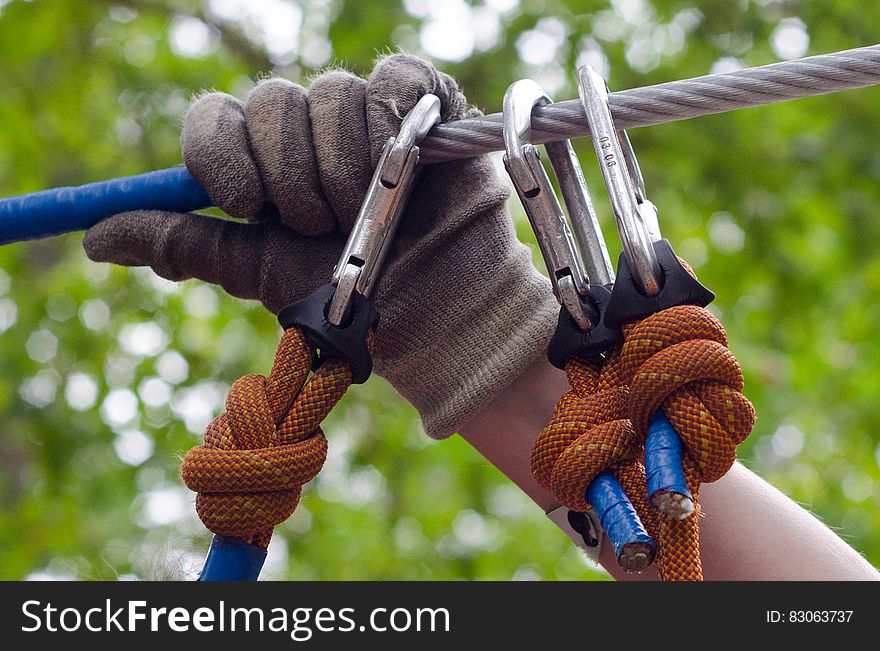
<box><xmin>578</xmin><ymin>66</ymin><xmax>663</xmax><ymax>296</ymax></box>
<box><xmin>327</xmin><ymin>94</ymin><xmax>442</xmax><ymax>326</ymax></box>
<box><xmin>502</xmin><ymin>79</ymin><xmax>612</xmax><ymax>329</ymax></box>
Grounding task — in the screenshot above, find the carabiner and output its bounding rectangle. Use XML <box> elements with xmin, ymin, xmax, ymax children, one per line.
<box><xmin>578</xmin><ymin>65</ymin><xmax>663</xmax><ymax>296</ymax></box>
<box><xmin>579</xmin><ymin>67</ymin><xmax>718</xmax><ymax>522</ymax></box>
<box><xmin>502</xmin><ymin>79</ymin><xmax>612</xmax><ymax>329</ymax></box>
<box><xmin>327</xmin><ymin>93</ymin><xmax>442</xmax><ymax>326</ymax></box>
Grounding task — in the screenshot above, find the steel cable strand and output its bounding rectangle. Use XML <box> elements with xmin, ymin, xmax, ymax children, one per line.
<box><xmin>180</xmin><ymin>327</ymin><xmax>351</xmax><ymax>548</ymax></box>
<box><xmin>4</xmin><ymin>47</ymin><xmax>879</xmax><ymax>244</ymax></box>
<box><xmin>619</xmin><ymin>304</ymin><xmax>756</xmax><ymax>581</ymax></box>
<box><xmin>418</xmin><ymin>44</ymin><xmax>880</xmax><ymax>162</ymax></box>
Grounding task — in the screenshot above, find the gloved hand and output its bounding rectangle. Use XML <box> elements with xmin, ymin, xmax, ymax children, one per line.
<box><xmin>83</xmin><ymin>54</ymin><xmax>558</xmax><ymax>439</ymax></box>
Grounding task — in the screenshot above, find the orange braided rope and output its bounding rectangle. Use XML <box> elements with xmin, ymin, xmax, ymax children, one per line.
<box><xmin>180</xmin><ymin>326</ymin><xmax>352</xmax><ymax>549</ymax></box>
<box><xmin>531</xmin><ymin>348</ymin><xmax>636</xmax><ymax>513</ymax></box>
<box><xmin>531</xmin><ymin>348</ymin><xmax>661</xmax><ymax>566</ymax></box>
<box><xmin>620</xmin><ymin>304</ymin><xmax>755</xmax><ymax>580</ymax></box>
<box><xmin>532</xmin><ymin>272</ymin><xmax>755</xmax><ymax>580</ymax></box>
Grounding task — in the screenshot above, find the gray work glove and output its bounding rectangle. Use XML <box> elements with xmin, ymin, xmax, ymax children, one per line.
<box><xmin>83</xmin><ymin>54</ymin><xmax>558</xmax><ymax>439</ymax></box>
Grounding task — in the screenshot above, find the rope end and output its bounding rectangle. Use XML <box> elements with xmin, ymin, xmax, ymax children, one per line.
<box><xmin>618</xmin><ymin>541</ymin><xmax>655</xmax><ymax>573</ymax></box>
<box><xmin>652</xmin><ymin>490</ymin><xmax>695</xmax><ymax>520</ymax></box>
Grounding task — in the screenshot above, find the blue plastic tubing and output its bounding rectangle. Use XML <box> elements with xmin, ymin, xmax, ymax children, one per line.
<box><xmin>0</xmin><ymin>166</ymin><xmax>212</xmax><ymax>245</ymax></box>
<box><xmin>645</xmin><ymin>410</ymin><xmax>691</xmax><ymax>501</ymax></box>
<box><xmin>199</xmin><ymin>535</ymin><xmax>267</xmax><ymax>581</ymax></box>
<box><xmin>586</xmin><ymin>472</ymin><xmax>655</xmax><ymax>560</ymax></box>
<box><xmin>584</xmin><ymin>412</ymin><xmax>689</xmax><ymax>558</ymax></box>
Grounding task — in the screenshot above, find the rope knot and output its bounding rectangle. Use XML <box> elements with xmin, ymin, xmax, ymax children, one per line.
<box><xmin>180</xmin><ymin>327</ymin><xmax>351</xmax><ymax>548</ymax></box>
<box><xmin>621</xmin><ymin>305</ymin><xmax>755</xmax><ymax>484</ymax></box>
<box><xmin>531</xmin><ymin>352</ymin><xmax>641</xmax><ymax>511</ymax></box>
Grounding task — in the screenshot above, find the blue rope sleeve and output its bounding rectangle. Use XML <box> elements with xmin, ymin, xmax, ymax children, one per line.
<box><xmin>586</xmin><ymin>471</ymin><xmax>654</xmax><ymax>561</ymax></box>
<box><xmin>198</xmin><ymin>535</ymin><xmax>267</xmax><ymax>581</ymax></box>
<box><xmin>0</xmin><ymin>166</ymin><xmax>212</xmax><ymax>245</ymax></box>
<box><xmin>644</xmin><ymin>410</ymin><xmax>692</xmax><ymax>501</ymax></box>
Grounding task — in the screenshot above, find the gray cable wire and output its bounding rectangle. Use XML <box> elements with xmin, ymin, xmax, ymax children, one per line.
<box><xmin>419</xmin><ymin>44</ymin><xmax>880</xmax><ymax>163</ymax></box>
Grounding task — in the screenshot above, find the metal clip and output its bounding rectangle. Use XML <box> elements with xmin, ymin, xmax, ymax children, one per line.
<box><xmin>327</xmin><ymin>94</ymin><xmax>442</xmax><ymax>326</ymax></box>
<box><xmin>502</xmin><ymin>79</ymin><xmax>612</xmax><ymax>329</ymax></box>
<box><xmin>578</xmin><ymin>66</ymin><xmax>663</xmax><ymax>297</ymax></box>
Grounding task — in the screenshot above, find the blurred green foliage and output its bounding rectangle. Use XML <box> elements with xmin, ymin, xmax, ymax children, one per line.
<box><xmin>1</xmin><ymin>0</ymin><xmax>879</xmax><ymax>580</ymax></box>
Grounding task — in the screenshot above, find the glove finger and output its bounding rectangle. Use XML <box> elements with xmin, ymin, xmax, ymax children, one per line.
<box><xmin>183</xmin><ymin>92</ymin><xmax>265</xmax><ymax>221</ymax></box>
<box><xmin>82</xmin><ymin>211</ymin><xmax>338</xmax><ymax>313</ymax></box>
<box><xmin>244</xmin><ymin>78</ymin><xmax>337</xmax><ymax>236</ymax></box>
<box><xmin>308</xmin><ymin>70</ymin><xmax>372</xmax><ymax>234</ymax></box>
<box><xmin>365</xmin><ymin>53</ymin><xmax>467</xmax><ymax>164</ymax></box>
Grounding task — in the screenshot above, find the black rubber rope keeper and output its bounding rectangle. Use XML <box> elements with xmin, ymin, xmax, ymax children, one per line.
<box><xmin>277</xmin><ymin>283</ymin><xmax>379</xmax><ymax>385</ymax></box>
<box><xmin>547</xmin><ymin>284</ymin><xmax>623</xmax><ymax>369</ymax></box>
<box><xmin>604</xmin><ymin>239</ymin><xmax>715</xmax><ymax>329</ymax></box>
<box><xmin>567</xmin><ymin>510</ymin><xmax>600</xmax><ymax>548</ymax></box>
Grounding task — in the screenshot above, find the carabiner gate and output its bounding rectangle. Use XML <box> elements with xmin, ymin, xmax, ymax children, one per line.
<box><xmin>502</xmin><ymin>79</ymin><xmax>612</xmax><ymax>329</ymax></box>
<box><xmin>327</xmin><ymin>93</ymin><xmax>442</xmax><ymax>326</ymax></box>
<box><xmin>578</xmin><ymin>66</ymin><xmax>663</xmax><ymax>296</ymax></box>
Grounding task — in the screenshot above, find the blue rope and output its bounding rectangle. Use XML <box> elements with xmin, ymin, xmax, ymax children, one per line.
<box><xmin>644</xmin><ymin>411</ymin><xmax>691</xmax><ymax>501</ymax></box>
<box><xmin>198</xmin><ymin>535</ymin><xmax>267</xmax><ymax>581</ymax></box>
<box><xmin>0</xmin><ymin>166</ymin><xmax>211</xmax><ymax>245</ymax></box>
<box><xmin>586</xmin><ymin>472</ymin><xmax>655</xmax><ymax>561</ymax></box>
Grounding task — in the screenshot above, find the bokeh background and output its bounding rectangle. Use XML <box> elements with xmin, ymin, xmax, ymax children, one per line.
<box><xmin>1</xmin><ymin>0</ymin><xmax>879</xmax><ymax>580</ymax></box>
